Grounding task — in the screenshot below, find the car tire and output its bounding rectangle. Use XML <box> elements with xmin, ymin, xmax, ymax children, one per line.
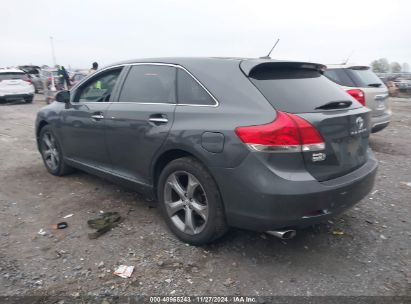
<box><xmin>158</xmin><ymin>157</ymin><xmax>228</xmax><ymax>245</ymax></box>
<box><xmin>39</xmin><ymin>125</ymin><xmax>74</xmax><ymax>176</ymax></box>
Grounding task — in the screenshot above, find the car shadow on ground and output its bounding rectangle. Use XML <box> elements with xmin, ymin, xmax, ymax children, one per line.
<box><xmin>10</xmin><ymin>158</ymin><xmax>365</xmax><ymax>277</ymax></box>
<box><xmin>69</xmin><ymin>170</ymin><xmax>360</xmax><ymax>256</ymax></box>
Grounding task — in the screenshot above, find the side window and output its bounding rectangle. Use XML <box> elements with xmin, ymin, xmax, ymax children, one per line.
<box><xmin>177</xmin><ymin>69</ymin><xmax>215</xmax><ymax>105</ymax></box>
<box><xmin>119</xmin><ymin>65</ymin><xmax>176</xmax><ymax>103</ymax></box>
<box><xmin>76</xmin><ymin>68</ymin><xmax>121</xmax><ymax>103</ymax></box>
<box><xmin>323</xmin><ymin>69</ymin><xmax>356</xmax><ymax>87</ymax></box>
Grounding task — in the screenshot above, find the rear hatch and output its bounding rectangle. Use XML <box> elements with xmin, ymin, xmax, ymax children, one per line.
<box><xmin>241</xmin><ymin>60</ymin><xmax>371</xmax><ymax>181</ymax></box>
<box><xmin>0</xmin><ymin>72</ymin><xmax>32</xmax><ymax>94</ymax></box>
<box><xmin>324</xmin><ymin>66</ymin><xmax>389</xmax><ymax>117</ymax></box>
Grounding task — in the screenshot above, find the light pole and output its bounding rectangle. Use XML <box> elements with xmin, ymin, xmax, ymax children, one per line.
<box><xmin>50</xmin><ymin>36</ymin><xmax>57</xmax><ymax>66</ymax></box>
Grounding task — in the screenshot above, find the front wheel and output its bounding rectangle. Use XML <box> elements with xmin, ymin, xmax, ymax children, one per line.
<box><xmin>39</xmin><ymin>125</ymin><xmax>74</xmax><ymax>176</ymax></box>
<box><xmin>158</xmin><ymin>157</ymin><xmax>227</xmax><ymax>245</ymax></box>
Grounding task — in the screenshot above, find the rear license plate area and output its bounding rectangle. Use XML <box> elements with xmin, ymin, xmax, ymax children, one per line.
<box><xmin>374</xmin><ymin>94</ymin><xmax>387</xmax><ymax>110</ymax></box>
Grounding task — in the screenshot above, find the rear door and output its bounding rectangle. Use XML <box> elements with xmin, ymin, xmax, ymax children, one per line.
<box><xmin>105</xmin><ymin>64</ymin><xmax>177</xmax><ymax>185</ymax></box>
<box><xmin>246</xmin><ymin>63</ymin><xmax>371</xmax><ymax>181</ymax></box>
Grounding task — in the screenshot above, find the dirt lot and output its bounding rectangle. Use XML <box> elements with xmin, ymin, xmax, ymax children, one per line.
<box><xmin>0</xmin><ymin>95</ymin><xmax>410</xmax><ymax>298</ymax></box>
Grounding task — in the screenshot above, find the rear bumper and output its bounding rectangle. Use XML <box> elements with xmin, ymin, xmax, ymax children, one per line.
<box><xmin>371</xmin><ymin>111</ymin><xmax>391</xmax><ymax>133</ymax></box>
<box><xmin>212</xmin><ymin>150</ymin><xmax>378</xmax><ymax>231</ymax></box>
<box><xmin>0</xmin><ymin>93</ymin><xmax>34</xmax><ymax>101</ymax></box>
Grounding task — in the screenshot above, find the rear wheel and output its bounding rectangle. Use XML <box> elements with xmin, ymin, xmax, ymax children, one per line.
<box><xmin>158</xmin><ymin>157</ymin><xmax>227</xmax><ymax>245</ymax></box>
<box><xmin>39</xmin><ymin>125</ymin><xmax>74</xmax><ymax>176</ymax></box>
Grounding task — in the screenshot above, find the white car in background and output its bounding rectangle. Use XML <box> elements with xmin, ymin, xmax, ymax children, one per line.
<box><xmin>324</xmin><ymin>64</ymin><xmax>391</xmax><ymax>133</ymax></box>
<box><xmin>0</xmin><ymin>68</ymin><xmax>35</xmax><ymax>103</ymax></box>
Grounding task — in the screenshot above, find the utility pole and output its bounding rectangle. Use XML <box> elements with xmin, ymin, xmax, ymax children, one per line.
<box><xmin>50</xmin><ymin>36</ymin><xmax>57</xmax><ymax>66</ymax></box>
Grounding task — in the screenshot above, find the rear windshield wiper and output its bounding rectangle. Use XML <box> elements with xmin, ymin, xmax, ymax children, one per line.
<box><xmin>368</xmin><ymin>83</ymin><xmax>382</xmax><ymax>87</ymax></box>
<box><xmin>315</xmin><ymin>101</ymin><xmax>352</xmax><ymax>110</ymax></box>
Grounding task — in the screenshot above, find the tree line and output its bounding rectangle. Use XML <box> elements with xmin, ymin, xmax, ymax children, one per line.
<box><xmin>371</xmin><ymin>59</ymin><xmax>410</xmax><ymax>73</ymax></box>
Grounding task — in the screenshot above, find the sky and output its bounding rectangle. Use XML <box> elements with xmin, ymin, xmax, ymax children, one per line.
<box><xmin>1</xmin><ymin>0</ymin><xmax>410</xmax><ymax>69</ymax></box>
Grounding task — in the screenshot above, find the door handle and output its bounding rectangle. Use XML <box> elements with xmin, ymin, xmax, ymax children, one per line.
<box><xmin>149</xmin><ymin>117</ymin><xmax>168</xmax><ymax>123</ymax></box>
<box><xmin>91</xmin><ymin>113</ymin><xmax>104</xmax><ymax>120</ymax></box>
<box><xmin>149</xmin><ymin>114</ymin><xmax>168</xmax><ymax>124</ymax></box>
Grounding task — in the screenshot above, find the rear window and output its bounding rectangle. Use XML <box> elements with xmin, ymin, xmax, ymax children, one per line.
<box><xmin>323</xmin><ymin>69</ymin><xmax>356</xmax><ymax>87</ymax></box>
<box><xmin>249</xmin><ymin>67</ymin><xmax>358</xmax><ymax>113</ymax></box>
<box><xmin>0</xmin><ymin>73</ymin><xmax>27</xmax><ymax>81</ymax></box>
<box><xmin>346</xmin><ymin>68</ymin><xmax>384</xmax><ymax>88</ymax></box>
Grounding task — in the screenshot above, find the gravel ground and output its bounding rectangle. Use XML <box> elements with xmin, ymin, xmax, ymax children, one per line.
<box><xmin>0</xmin><ymin>95</ymin><xmax>410</xmax><ymax>297</ymax></box>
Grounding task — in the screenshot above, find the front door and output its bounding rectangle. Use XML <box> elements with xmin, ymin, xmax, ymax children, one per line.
<box><xmin>60</xmin><ymin>67</ymin><xmax>124</xmax><ymax>169</ymax></box>
<box><xmin>105</xmin><ymin>64</ymin><xmax>177</xmax><ymax>185</ymax></box>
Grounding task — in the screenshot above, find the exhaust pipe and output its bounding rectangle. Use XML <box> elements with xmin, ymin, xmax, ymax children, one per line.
<box><xmin>266</xmin><ymin>229</ymin><xmax>296</xmax><ymax>240</ymax></box>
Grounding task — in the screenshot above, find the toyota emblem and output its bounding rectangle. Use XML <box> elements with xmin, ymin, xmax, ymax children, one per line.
<box><xmin>356</xmin><ymin>117</ymin><xmax>364</xmax><ymax>130</ymax></box>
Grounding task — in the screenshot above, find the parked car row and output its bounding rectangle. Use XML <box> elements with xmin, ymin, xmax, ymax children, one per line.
<box><xmin>0</xmin><ymin>65</ymin><xmax>88</xmax><ymax>103</ymax></box>
<box><xmin>393</xmin><ymin>79</ymin><xmax>411</xmax><ymax>89</ymax></box>
<box><xmin>378</xmin><ymin>74</ymin><xmax>411</xmax><ymax>97</ymax></box>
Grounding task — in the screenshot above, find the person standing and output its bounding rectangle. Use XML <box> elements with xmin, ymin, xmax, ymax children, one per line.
<box><xmin>56</xmin><ymin>65</ymin><xmax>71</xmax><ymax>90</ymax></box>
<box><xmin>89</xmin><ymin>62</ymin><xmax>98</xmax><ymax>75</ymax></box>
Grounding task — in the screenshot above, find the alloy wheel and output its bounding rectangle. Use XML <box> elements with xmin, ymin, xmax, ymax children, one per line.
<box><xmin>164</xmin><ymin>171</ymin><xmax>208</xmax><ymax>235</ymax></box>
<box><xmin>41</xmin><ymin>132</ymin><xmax>60</xmax><ymax>171</ymax></box>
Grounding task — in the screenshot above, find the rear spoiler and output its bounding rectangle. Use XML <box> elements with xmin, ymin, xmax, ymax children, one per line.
<box><xmin>240</xmin><ymin>59</ymin><xmax>326</xmax><ymax>76</ymax></box>
<box><xmin>347</xmin><ymin>66</ymin><xmax>369</xmax><ymax>71</ymax></box>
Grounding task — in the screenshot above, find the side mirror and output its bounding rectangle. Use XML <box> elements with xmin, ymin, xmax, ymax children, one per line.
<box><xmin>55</xmin><ymin>90</ymin><xmax>70</xmax><ymax>103</ymax></box>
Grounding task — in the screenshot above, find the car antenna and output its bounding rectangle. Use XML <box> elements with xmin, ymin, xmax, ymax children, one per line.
<box><xmin>343</xmin><ymin>50</ymin><xmax>355</xmax><ymax>65</ymax></box>
<box><xmin>260</xmin><ymin>38</ymin><xmax>280</xmax><ymax>59</ymax></box>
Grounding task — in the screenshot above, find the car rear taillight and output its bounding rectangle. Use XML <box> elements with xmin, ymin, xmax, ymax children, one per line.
<box><xmin>235</xmin><ymin>111</ymin><xmax>325</xmax><ymax>153</ymax></box>
<box><xmin>25</xmin><ymin>79</ymin><xmax>32</xmax><ymax>84</ymax></box>
<box><xmin>346</xmin><ymin>89</ymin><xmax>365</xmax><ymax>106</ymax></box>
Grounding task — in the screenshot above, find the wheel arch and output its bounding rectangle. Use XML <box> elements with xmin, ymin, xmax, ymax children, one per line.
<box><xmin>151</xmin><ymin>148</ymin><xmax>218</xmax><ymax>200</ymax></box>
<box><xmin>154</xmin><ymin>148</ymin><xmax>229</xmax><ymax>244</ymax></box>
<box><xmin>36</xmin><ymin>120</ymin><xmax>49</xmax><ymax>146</ymax></box>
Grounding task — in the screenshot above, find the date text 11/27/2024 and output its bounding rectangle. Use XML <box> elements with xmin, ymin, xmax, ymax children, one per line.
<box><xmin>149</xmin><ymin>296</ymin><xmax>257</xmax><ymax>303</ymax></box>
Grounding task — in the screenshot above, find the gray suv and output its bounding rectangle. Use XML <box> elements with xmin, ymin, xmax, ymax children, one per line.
<box><xmin>35</xmin><ymin>58</ymin><xmax>378</xmax><ymax>245</ymax></box>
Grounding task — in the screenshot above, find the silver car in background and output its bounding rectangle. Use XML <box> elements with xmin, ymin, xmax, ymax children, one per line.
<box><xmin>324</xmin><ymin>64</ymin><xmax>391</xmax><ymax>132</ymax></box>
